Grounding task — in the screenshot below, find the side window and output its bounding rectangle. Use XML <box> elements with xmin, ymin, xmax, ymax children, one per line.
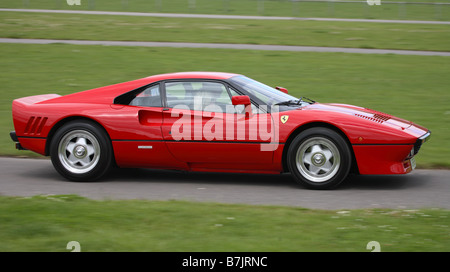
<box><xmin>129</xmin><ymin>85</ymin><xmax>162</xmax><ymax>107</ymax></box>
<box><xmin>165</xmin><ymin>82</ymin><xmax>195</xmax><ymax>109</ymax></box>
<box><xmin>165</xmin><ymin>81</ymin><xmax>233</xmax><ymax>113</ymax></box>
<box><xmin>198</xmin><ymin>82</ymin><xmax>231</xmax><ymax>113</ymax></box>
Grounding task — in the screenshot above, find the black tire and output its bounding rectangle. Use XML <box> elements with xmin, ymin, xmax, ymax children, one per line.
<box><xmin>50</xmin><ymin>120</ymin><xmax>113</xmax><ymax>182</ymax></box>
<box><xmin>287</xmin><ymin>127</ymin><xmax>352</xmax><ymax>189</ymax></box>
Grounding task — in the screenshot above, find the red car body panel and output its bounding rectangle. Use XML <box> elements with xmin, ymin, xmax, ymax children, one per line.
<box><xmin>11</xmin><ymin>72</ymin><xmax>429</xmax><ymax>177</ymax></box>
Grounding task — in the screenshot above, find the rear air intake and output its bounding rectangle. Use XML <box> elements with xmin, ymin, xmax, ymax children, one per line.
<box><xmin>24</xmin><ymin>116</ymin><xmax>48</xmax><ymax>135</ymax></box>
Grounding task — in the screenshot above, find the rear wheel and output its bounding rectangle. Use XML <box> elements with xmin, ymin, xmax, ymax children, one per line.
<box><xmin>287</xmin><ymin>127</ymin><xmax>352</xmax><ymax>189</ymax></box>
<box><xmin>50</xmin><ymin>120</ymin><xmax>113</xmax><ymax>181</ymax></box>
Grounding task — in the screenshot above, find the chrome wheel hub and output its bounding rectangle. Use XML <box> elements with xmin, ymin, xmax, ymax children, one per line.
<box><xmin>74</xmin><ymin>145</ymin><xmax>87</xmax><ymax>158</ymax></box>
<box><xmin>312</xmin><ymin>153</ymin><xmax>325</xmax><ymax>166</ymax></box>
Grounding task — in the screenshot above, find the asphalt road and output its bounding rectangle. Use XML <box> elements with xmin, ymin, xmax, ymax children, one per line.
<box><xmin>1</xmin><ymin>38</ymin><xmax>450</xmax><ymax>56</ymax></box>
<box><xmin>0</xmin><ymin>157</ymin><xmax>448</xmax><ymax>210</ymax></box>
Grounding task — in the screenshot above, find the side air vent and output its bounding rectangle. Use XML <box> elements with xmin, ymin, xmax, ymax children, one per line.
<box><xmin>24</xmin><ymin>116</ymin><xmax>48</xmax><ymax>135</ymax></box>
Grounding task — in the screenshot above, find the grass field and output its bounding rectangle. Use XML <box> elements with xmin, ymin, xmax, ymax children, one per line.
<box><xmin>1</xmin><ymin>0</ymin><xmax>449</xmax><ymax>21</ymax></box>
<box><xmin>1</xmin><ymin>43</ymin><xmax>449</xmax><ymax>168</ymax></box>
<box><xmin>0</xmin><ymin>195</ymin><xmax>448</xmax><ymax>251</ymax></box>
<box><xmin>1</xmin><ymin>12</ymin><xmax>449</xmax><ymax>51</ymax></box>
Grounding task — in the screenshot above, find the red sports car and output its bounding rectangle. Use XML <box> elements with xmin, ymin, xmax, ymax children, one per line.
<box><xmin>10</xmin><ymin>72</ymin><xmax>430</xmax><ymax>189</ymax></box>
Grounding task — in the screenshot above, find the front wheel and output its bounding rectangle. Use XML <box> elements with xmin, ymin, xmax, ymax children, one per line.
<box><xmin>50</xmin><ymin>120</ymin><xmax>113</xmax><ymax>181</ymax></box>
<box><xmin>287</xmin><ymin>127</ymin><xmax>352</xmax><ymax>189</ymax></box>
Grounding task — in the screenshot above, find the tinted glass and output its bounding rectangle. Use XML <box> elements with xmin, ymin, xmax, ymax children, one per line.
<box><xmin>129</xmin><ymin>85</ymin><xmax>162</xmax><ymax>107</ymax></box>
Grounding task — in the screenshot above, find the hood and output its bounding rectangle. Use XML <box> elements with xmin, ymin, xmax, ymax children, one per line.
<box><xmin>303</xmin><ymin>103</ymin><xmax>413</xmax><ymax>130</ymax></box>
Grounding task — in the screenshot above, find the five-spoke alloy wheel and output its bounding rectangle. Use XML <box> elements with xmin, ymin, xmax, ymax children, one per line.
<box><xmin>50</xmin><ymin>120</ymin><xmax>113</xmax><ymax>181</ymax></box>
<box><xmin>287</xmin><ymin>127</ymin><xmax>352</xmax><ymax>189</ymax></box>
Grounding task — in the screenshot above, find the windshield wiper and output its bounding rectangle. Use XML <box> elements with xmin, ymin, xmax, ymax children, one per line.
<box><xmin>300</xmin><ymin>97</ymin><xmax>316</xmax><ymax>104</ymax></box>
<box><xmin>274</xmin><ymin>97</ymin><xmax>316</xmax><ymax>106</ymax></box>
<box><xmin>274</xmin><ymin>99</ymin><xmax>300</xmax><ymax>106</ymax></box>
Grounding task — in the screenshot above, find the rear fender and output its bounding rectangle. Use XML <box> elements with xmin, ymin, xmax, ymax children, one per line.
<box><xmin>12</xmin><ymin>94</ymin><xmax>61</xmax><ymax>136</ymax></box>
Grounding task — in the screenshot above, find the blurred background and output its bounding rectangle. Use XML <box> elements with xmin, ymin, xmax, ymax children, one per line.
<box><xmin>2</xmin><ymin>0</ymin><xmax>450</xmax><ymax>20</ymax></box>
<box><xmin>0</xmin><ymin>0</ymin><xmax>449</xmax><ymax>253</ymax></box>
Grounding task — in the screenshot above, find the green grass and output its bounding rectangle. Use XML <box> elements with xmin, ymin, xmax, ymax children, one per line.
<box><xmin>0</xmin><ymin>43</ymin><xmax>449</xmax><ymax>168</ymax></box>
<box><xmin>0</xmin><ymin>195</ymin><xmax>448</xmax><ymax>251</ymax></box>
<box><xmin>1</xmin><ymin>0</ymin><xmax>449</xmax><ymax>21</ymax></box>
<box><xmin>1</xmin><ymin>12</ymin><xmax>449</xmax><ymax>51</ymax></box>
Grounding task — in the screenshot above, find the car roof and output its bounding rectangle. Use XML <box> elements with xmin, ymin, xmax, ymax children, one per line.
<box><xmin>41</xmin><ymin>72</ymin><xmax>242</xmax><ymax>105</ymax></box>
<box><xmin>145</xmin><ymin>71</ymin><xmax>240</xmax><ymax>82</ymax></box>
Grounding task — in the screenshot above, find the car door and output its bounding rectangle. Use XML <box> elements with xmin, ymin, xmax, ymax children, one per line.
<box><xmin>111</xmin><ymin>83</ymin><xmax>186</xmax><ymax>169</ymax></box>
<box><xmin>161</xmin><ymin>80</ymin><xmax>276</xmax><ymax>171</ymax></box>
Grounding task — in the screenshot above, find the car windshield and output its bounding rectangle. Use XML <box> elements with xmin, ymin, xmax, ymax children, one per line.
<box><xmin>230</xmin><ymin>75</ymin><xmax>300</xmax><ymax>106</ymax></box>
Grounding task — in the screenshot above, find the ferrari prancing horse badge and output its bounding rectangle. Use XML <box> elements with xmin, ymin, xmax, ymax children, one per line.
<box><xmin>281</xmin><ymin>115</ymin><xmax>289</xmax><ymax>124</ymax></box>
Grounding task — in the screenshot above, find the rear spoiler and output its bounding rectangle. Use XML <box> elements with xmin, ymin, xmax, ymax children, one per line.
<box><xmin>13</xmin><ymin>94</ymin><xmax>61</xmax><ymax>105</ymax></box>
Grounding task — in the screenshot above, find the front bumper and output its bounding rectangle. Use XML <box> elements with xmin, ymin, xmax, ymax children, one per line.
<box><xmin>353</xmin><ymin>130</ymin><xmax>431</xmax><ymax>175</ymax></box>
<box><xmin>413</xmin><ymin>130</ymin><xmax>431</xmax><ymax>156</ymax></box>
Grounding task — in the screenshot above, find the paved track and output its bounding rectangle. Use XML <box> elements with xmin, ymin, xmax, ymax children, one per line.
<box><xmin>1</xmin><ymin>38</ymin><xmax>449</xmax><ymax>56</ymax></box>
<box><xmin>1</xmin><ymin>8</ymin><xmax>449</xmax><ymax>25</ymax></box>
<box><xmin>0</xmin><ymin>157</ymin><xmax>448</xmax><ymax>210</ymax></box>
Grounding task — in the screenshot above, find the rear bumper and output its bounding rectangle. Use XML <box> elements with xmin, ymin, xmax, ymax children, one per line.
<box><xmin>10</xmin><ymin>131</ymin><xmax>27</xmax><ymax>150</ymax></box>
<box><xmin>10</xmin><ymin>131</ymin><xmax>18</xmax><ymax>142</ymax></box>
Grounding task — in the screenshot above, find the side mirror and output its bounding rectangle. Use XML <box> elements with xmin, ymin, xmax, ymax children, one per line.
<box><xmin>232</xmin><ymin>95</ymin><xmax>251</xmax><ymax>106</ymax></box>
<box><xmin>276</xmin><ymin>86</ymin><xmax>288</xmax><ymax>94</ymax></box>
<box><xmin>231</xmin><ymin>95</ymin><xmax>252</xmax><ymax>117</ymax></box>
